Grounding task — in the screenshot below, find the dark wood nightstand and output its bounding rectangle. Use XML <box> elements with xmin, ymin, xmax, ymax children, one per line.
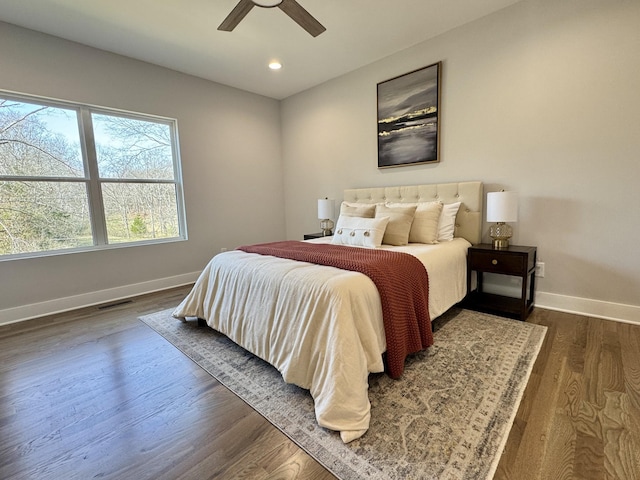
<box><xmin>303</xmin><ymin>232</ymin><xmax>326</xmax><ymax>240</ymax></box>
<box><xmin>463</xmin><ymin>244</ymin><xmax>537</xmax><ymax>321</ymax></box>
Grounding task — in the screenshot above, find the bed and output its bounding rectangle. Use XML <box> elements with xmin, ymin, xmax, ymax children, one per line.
<box><xmin>173</xmin><ymin>181</ymin><xmax>483</xmax><ymax>442</ymax></box>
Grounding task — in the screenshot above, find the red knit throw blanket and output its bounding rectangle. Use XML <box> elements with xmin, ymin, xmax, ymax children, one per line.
<box><xmin>237</xmin><ymin>241</ymin><xmax>433</xmax><ymax>378</ymax></box>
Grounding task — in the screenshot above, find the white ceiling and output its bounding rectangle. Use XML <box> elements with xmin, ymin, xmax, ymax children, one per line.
<box><xmin>0</xmin><ymin>0</ymin><xmax>522</xmax><ymax>100</ymax></box>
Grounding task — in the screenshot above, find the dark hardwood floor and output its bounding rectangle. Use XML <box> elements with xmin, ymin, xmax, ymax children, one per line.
<box><xmin>1</xmin><ymin>287</ymin><xmax>639</xmax><ymax>479</ymax></box>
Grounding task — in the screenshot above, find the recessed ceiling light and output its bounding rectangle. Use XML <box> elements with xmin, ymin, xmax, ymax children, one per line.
<box><xmin>269</xmin><ymin>61</ymin><xmax>282</xmax><ymax>70</ymax></box>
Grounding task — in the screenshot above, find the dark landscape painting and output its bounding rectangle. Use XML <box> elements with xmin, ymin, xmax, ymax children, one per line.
<box><xmin>377</xmin><ymin>62</ymin><xmax>441</xmax><ymax>168</ymax></box>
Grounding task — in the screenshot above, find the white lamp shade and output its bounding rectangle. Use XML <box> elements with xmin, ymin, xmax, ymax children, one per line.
<box><xmin>317</xmin><ymin>198</ymin><xmax>335</xmax><ymax>220</ymax></box>
<box><xmin>486</xmin><ymin>191</ymin><xmax>518</xmax><ymax>223</ymax></box>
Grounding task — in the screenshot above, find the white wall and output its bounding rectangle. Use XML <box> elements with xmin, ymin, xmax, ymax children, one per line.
<box><xmin>281</xmin><ymin>0</ymin><xmax>640</xmax><ymax>322</ymax></box>
<box><xmin>0</xmin><ymin>22</ymin><xmax>285</xmax><ymax>323</ymax></box>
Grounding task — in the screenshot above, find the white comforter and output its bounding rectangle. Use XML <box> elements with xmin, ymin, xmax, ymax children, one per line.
<box><xmin>172</xmin><ymin>237</ymin><xmax>470</xmax><ymax>442</ymax></box>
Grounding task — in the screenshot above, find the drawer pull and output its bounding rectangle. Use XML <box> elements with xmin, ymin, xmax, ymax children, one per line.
<box><xmin>492</xmin><ymin>259</ymin><xmax>498</xmax><ymax>265</ymax></box>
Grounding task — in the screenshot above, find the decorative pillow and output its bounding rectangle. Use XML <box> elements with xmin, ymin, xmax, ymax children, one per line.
<box><xmin>339</xmin><ymin>201</ymin><xmax>376</xmax><ymax>218</ymax></box>
<box><xmin>331</xmin><ymin>215</ymin><xmax>390</xmax><ymax>248</ymax></box>
<box><xmin>386</xmin><ymin>201</ymin><xmax>443</xmax><ymax>244</ymax></box>
<box><xmin>438</xmin><ymin>202</ymin><xmax>462</xmax><ymax>242</ymax></box>
<box><xmin>375</xmin><ymin>204</ymin><xmax>417</xmax><ymax>246</ymax></box>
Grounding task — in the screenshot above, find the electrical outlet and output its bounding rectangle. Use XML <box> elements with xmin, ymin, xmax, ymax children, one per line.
<box><xmin>535</xmin><ymin>261</ymin><xmax>545</xmax><ymax>278</ymax></box>
<box><xmin>220</xmin><ymin>247</ymin><xmax>228</xmax><ymax>253</ymax></box>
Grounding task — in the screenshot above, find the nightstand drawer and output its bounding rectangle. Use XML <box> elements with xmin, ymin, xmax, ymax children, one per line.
<box><xmin>469</xmin><ymin>250</ymin><xmax>526</xmax><ymax>275</ymax></box>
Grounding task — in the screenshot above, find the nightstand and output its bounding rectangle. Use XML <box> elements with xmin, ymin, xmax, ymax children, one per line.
<box><xmin>303</xmin><ymin>232</ymin><xmax>326</xmax><ymax>240</ymax></box>
<box><xmin>463</xmin><ymin>244</ymin><xmax>537</xmax><ymax>321</ymax></box>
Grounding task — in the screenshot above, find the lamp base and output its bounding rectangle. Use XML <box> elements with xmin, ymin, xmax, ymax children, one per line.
<box><xmin>490</xmin><ymin>222</ymin><xmax>512</xmax><ymax>249</ymax></box>
<box><xmin>491</xmin><ymin>238</ymin><xmax>510</xmax><ymax>249</ymax></box>
<box><xmin>320</xmin><ymin>218</ymin><xmax>334</xmax><ymax>236</ymax></box>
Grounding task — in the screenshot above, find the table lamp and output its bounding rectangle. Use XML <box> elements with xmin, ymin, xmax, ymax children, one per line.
<box><xmin>317</xmin><ymin>198</ymin><xmax>335</xmax><ymax>236</ymax></box>
<box><xmin>486</xmin><ymin>190</ymin><xmax>518</xmax><ymax>249</ymax></box>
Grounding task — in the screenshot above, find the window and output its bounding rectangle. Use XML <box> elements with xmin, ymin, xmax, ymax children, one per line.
<box><xmin>0</xmin><ymin>92</ymin><xmax>186</xmax><ymax>259</ymax></box>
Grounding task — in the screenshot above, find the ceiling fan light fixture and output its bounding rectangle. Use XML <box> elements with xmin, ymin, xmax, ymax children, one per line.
<box><xmin>252</xmin><ymin>0</ymin><xmax>283</xmax><ymax>7</ymax></box>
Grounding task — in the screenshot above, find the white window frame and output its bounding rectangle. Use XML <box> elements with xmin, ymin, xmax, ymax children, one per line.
<box><xmin>0</xmin><ymin>90</ymin><xmax>187</xmax><ymax>261</ymax></box>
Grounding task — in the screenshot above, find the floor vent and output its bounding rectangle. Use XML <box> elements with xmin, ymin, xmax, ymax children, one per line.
<box><xmin>97</xmin><ymin>300</ymin><xmax>134</xmax><ymax>310</ymax></box>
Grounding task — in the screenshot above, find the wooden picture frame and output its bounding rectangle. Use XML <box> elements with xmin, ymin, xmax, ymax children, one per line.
<box><xmin>377</xmin><ymin>62</ymin><xmax>441</xmax><ymax>168</ymax></box>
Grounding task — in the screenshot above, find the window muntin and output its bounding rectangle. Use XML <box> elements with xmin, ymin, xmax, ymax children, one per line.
<box><xmin>0</xmin><ymin>92</ymin><xmax>186</xmax><ymax>259</ymax></box>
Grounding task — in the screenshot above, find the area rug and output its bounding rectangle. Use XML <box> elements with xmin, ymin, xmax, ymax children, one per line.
<box><xmin>140</xmin><ymin>307</ymin><xmax>546</xmax><ymax>480</ymax></box>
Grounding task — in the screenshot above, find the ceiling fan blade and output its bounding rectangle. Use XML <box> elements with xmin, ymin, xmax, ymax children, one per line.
<box><xmin>218</xmin><ymin>0</ymin><xmax>255</xmax><ymax>32</ymax></box>
<box><xmin>278</xmin><ymin>0</ymin><xmax>326</xmax><ymax>37</ymax></box>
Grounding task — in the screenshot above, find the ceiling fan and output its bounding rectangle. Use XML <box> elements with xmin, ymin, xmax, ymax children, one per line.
<box><xmin>218</xmin><ymin>0</ymin><xmax>326</xmax><ymax>37</ymax></box>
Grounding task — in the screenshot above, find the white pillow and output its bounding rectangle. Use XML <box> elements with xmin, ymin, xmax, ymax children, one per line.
<box><xmin>438</xmin><ymin>202</ymin><xmax>462</xmax><ymax>242</ymax></box>
<box><xmin>339</xmin><ymin>201</ymin><xmax>376</xmax><ymax>218</ymax></box>
<box><xmin>331</xmin><ymin>215</ymin><xmax>390</xmax><ymax>248</ymax></box>
<box><xmin>387</xmin><ymin>201</ymin><xmax>443</xmax><ymax>244</ymax></box>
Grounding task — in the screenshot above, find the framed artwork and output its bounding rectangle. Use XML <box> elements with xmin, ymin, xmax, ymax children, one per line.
<box><xmin>377</xmin><ymin>61</ymin><xmax>441</xmax><ymax>168</ymax></box>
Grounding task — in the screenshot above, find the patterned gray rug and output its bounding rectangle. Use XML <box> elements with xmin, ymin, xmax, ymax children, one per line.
<box><xmin>140</xmin><ymin>307</ymin><xmax>546</xmax><ymax>480</ymax></box>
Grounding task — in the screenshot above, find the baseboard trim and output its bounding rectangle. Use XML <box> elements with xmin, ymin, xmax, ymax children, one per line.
<box><xmin>536</xmin><ymin>291</ymin><xmax>640</xmax><ymax>325</ymax></box>
<box><xmin>0</xmin><ymin>272</ymin><xmax>200</xmax><ymax>326</ymax></box>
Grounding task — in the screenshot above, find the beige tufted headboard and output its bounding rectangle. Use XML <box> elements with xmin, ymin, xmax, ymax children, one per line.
<box><xmin>343</xmin><ymin>181</ymin><xmax>483</xmax><ymax>245</ymax></box>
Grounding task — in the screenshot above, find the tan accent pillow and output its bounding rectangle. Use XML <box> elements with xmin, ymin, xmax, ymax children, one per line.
<box><xmin>388</xmin><ymin>201</ymin><xmax>443</xmax><ymax>244</ymax></box>
<box><xmin>339</xmin><ymin>201</ymin><xmax>376</xmax><ymax>218</ymax></box>
<box><xmin>331</xmin><ymin>216</ymin><xmax>389</xmax><ymax>248</ymax></box>
<box><xmin>375</xmin><ymin>204</ymin><xmax>417</xmax><ymax>246</ymax></box>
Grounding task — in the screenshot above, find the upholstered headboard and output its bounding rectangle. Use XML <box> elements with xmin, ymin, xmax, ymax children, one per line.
<box><xmin>343</xmin><ymin>181</ymin><xmax>483</xmax><ymax>245</ymax></box>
